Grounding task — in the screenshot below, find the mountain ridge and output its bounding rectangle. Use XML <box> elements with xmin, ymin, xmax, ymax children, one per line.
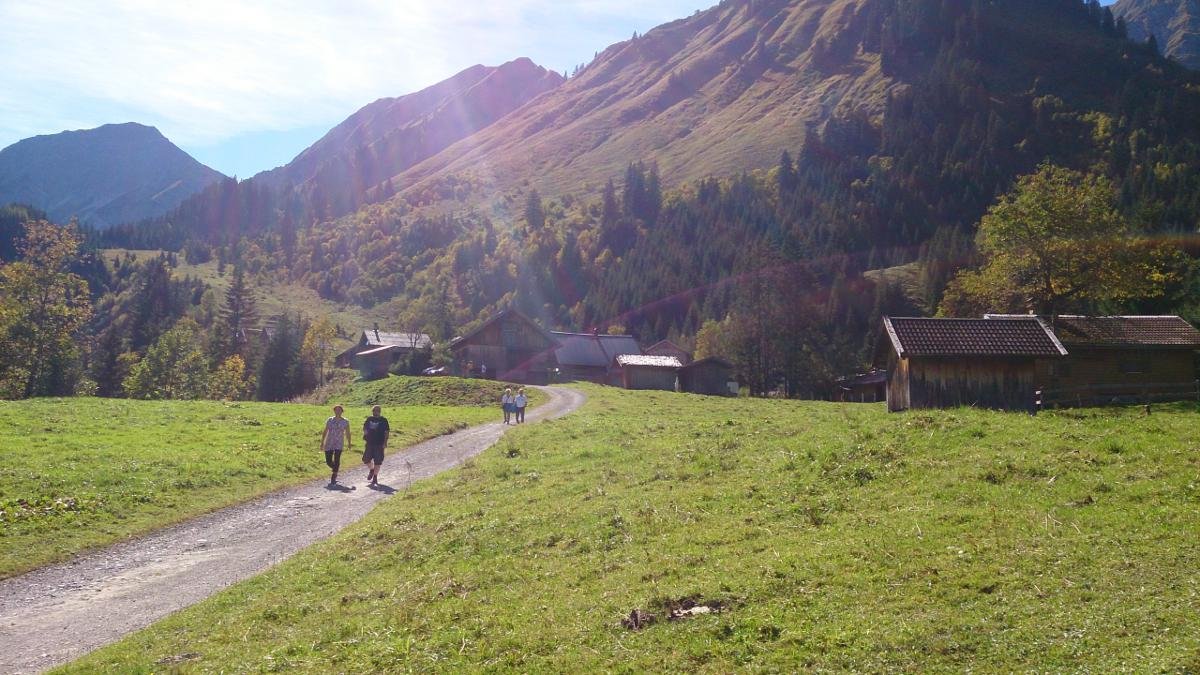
<box><xmin>389</xmin><ymin>0</ymin><xmax>894</xmax><ymax>202</ymax></box>
<box><xmin>0</xmin><ymin>123</ymin><xmax>224</xmax><ymax>229</ymax></box>
<box><xmin>1113</xmin><ymin>0</ymin><xmax>1200</xmax><ymax>69</ymax></box>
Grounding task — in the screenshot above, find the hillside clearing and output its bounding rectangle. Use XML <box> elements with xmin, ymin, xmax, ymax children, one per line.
<box><xmin>324</xmin><ymin>374</ymin><xmax>548</xmax><ymax>409</ymax></box>
<box><xmin>0</xmin><ymin>398</ymin><xmax>494</xmax><ymax>578</ymax></box>
<box><xmin>62</xmin><ymin>387</ymin><xmax>1200</xmax><ymax>671</ymax></box>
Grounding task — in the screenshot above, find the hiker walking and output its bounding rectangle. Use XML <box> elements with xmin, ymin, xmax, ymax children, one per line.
<box><xmin>320</xmin><ymin>404</ymin><xmax>351</xmax><ymax>484</ymax></box>
<box><xmin>515</xmin><ymin>388</ymin><xmax>528</xmax><ymax>424</ymax></box>
<box><xmin>362</xmin><ymin>405</ymin><xmax>391</xmax><ymax>486</ymax></box>
<box><xmin>501</xmin><ymin>387</ymin><xmax>515</xmax><ymax>425</ymax></box>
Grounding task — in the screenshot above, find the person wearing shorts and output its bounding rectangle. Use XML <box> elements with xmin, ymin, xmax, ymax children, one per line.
<box><xmin>362</xmin><ymin>405</ymin><xmax>390</xmax><ymax>486</ymax></box>
<box><xmin>320</xmin><ymin>405</ymin><xmax>351</xmax><ymax>484</ymax></box>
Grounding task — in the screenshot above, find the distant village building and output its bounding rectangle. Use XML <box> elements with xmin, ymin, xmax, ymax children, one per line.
<box><xmin>877</xmin><ymin>317</ymin><xmax>1067</xmax><ymax>412</ymax></box>
<box><xmin>679</xmin><ymin>357</ymin><xmax>738</xmax><ymax>397</ymax></box>
<box><xmin>449</xmin><ymin>309</ymin><xmax>559</xmax><ymax>384</ymax></box>
<box><xmin>615</xmin><ymin>354</ymin><xmax>683</xmax><ymax>391</ymax></box>
<box><xmin>551</xmin><ymin>331</ymin><xmax>641</xmax><ymax>384</ymax></box>
<box><xmin>986</xmin><ymin>314</ymin><xmax>1200</xmax><ymax>406</ymax></box>
<box><xmin>335</xmin><ymin>328</ymin><xmax>433</xmax><ymax>370</ymax></box>
<box><xmin>354</xmin><ymin>345</ymin><xmax>401</xmax><ymax>381</ymax></box>
<box><xmin>834</xmin><ymin>370</ymin><xmax>887</xmax><ymax>403</ymax></box>
<box><xmin>645</xmin><ymin>340</ymin><xmax>692</xmax><ymax>365</ymax></box>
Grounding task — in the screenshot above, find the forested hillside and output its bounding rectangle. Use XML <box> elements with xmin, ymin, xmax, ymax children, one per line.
<box><xmin>26</xmin><ymin>0</ymin><xmax>1200</xmax><ymax>400</ymax></box>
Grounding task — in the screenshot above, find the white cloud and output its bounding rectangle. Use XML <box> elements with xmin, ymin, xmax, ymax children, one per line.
<box><xmin>0</xmin><ymin>0</ymin><xmax>706</xmax><ymax>150</ymax></box>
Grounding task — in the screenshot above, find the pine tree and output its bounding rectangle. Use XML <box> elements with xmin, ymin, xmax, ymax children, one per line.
<box><xmin>215</xmin><ymin>266</ymin><xmax>258</xmax><ymax>360</ymax></box>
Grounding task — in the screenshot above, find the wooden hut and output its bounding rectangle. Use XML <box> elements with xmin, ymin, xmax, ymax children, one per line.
<box><xmin>335</xmin><ymin>328</ymin><xmax>433</xmax><ymax>369</ymax></box>
<box><xmin>550</xmin><ymin>331</ymin><xmax>641</xmax><ymax>384</ymax></box>
<box><xmin>679</xmin><ymin>357</ymin><xmax>737</xmax><ymax>396</ymax></box>
<box><xmin>834</xmin><ymin>370</ymin><xmax>887</xmax><ymax>403</ymax></box>
<box><xmin>877</xmin><ymin>317</ymin><xmax>1067</xmax><ymax>412</ymax></box>
<box><xmin>645</xmin><ymin>340</ymin><xmax>692</xmax><ymax>365</ymax></box>
<box><xmin>986</xmin><ymin>314</ymin><xmax>1200</xmax><ymax>405</ymax></box>
<box><xmin>449</xmin><ymin>309</ymin><xmax>559</xmax><ymax>384</ymax></box>
<box><xmin>615</xmin><ymin>354</ymin><xmax>682</xmax><ymax>391</ymax></box>
<box><xmin>353</xmin><ymin>345</ymin><xmax>400</xmax><ymax>381</ymax></box>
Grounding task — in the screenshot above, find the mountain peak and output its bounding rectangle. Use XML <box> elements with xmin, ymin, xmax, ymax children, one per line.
<box><xmin>0</xmin><ymin>124</ymin><xmax>223</xmax><ymax>228</ymax></box>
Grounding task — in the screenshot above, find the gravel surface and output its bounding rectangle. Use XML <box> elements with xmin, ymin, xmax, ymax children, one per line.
<box><xmin>0</xmin><ymin>386</ymin><xmax>585</xmax><ymax>674</ymax></box>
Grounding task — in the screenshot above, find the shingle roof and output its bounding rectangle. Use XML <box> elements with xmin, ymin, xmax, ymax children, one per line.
<box><xmin>883</xmin><ymin>317</ymin><xmax>1067</xmax><ymax>358</ymax></box>
<box><xmin>987</xmin><ymin>315</ymin><xmax>1200</xmax><ymax>348</ymax></box>
<box><xmin>616</xmin><ymin>354</ymin><xmax>683</xmax><ymax>368</ymax></box>
<box><xmin>362</xmin><ymin>330</ymin><xmax>433</xmax><ymax>349</ymax></box>
<box><xmin>551</xmin><ymin>332</ymin><xmax>641</xmax><ymax>367</ymax></box>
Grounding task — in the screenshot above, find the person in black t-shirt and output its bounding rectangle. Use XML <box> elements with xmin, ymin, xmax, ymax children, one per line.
<box><xmin>361</xmin><ymin>405</ymin><xmax>391</xmax><ymax>486</ymax></box>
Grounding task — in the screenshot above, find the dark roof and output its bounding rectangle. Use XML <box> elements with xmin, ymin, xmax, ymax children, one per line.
<box><xmin>646</xmin><ymin>340</ymin><xmax>689</xmax><ymax>355</ymax></box>
<box><xmin>883</xmin><ymin>317</ymin><xmax>1067</xmax><ymax>359</ymax></box>
<box><xmin>682</xmin><ymin>356</ymin><xmax>735</xmax><ymax>370</ymax></box>
<box><xmin>837</xmin><ymin>370</ymin><xmax>887</xmax><ymax>386</ymax></box>
<box><xmin>986</xmin><ymin>314</ymin><xmax>1200</xmax><ymax>348</ymax></box>
<box><xmin>551</xmin><ymin>332</ymin><xmax>641</xmax><ymax>368</ymax></box>
<box><xmin>361</xmin><ymin>330</ymin><xmax>432</xmax><ymax>350</ymax></box>
<box><xmin>616</xmin><ymin>354</ymin><xmax>683</xmax><ymax>368</ymax></box>
<box><xmin>449</xmin><ymin>309</ymin><xmax>558</xmax><ymax>349</ymax></box>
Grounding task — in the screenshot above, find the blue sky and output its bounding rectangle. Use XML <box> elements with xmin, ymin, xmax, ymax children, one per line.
<box><xmin>0</xmin><ymin>1</ymin><xmax>710</xmax><ymax>178</ymax></box>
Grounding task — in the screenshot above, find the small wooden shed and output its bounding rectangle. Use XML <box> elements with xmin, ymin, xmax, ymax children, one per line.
<box><xmin>551</xmin><ymin>331</ymin><xmax>642</xmax><ymax>384</ymax></box>
<box><xmin>877</xmin><ymin>317</ymin><xmax>1067</xmax><ymax>412</ymax></box>
<box><xmin>353</xmin><ymin>345</ymin><xmax>401</xmax><ymax>381</ymax></box>
<box><xmin>615</xmin><ymin>354</ymin><xmax>682</xmax><ymax>391</ymax></box>
<box><xmin>679</xmin><ymin>357</ymin><xmax>737</xmax><ymax>396</ymax></box>
<box><xmin>834</xmin><ymin>370</ymin><xmax>887</xmax><ymax>403</ymax></box>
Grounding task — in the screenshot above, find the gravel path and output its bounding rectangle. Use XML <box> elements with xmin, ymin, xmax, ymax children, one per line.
<box><xmin>0</xmin><ymin>386</ymin><xmax>586</xmax><ymax>674</ymax></box>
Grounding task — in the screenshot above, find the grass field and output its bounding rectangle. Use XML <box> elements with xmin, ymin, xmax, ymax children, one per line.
<box><xmin>0</xmin><ymin>398</ymin><xmax>495</xmax><ymax>579</ymax></box>
<box><xmin>62</xmin><ymin>387</ymin><xmax>1200</xmax><ymax>671</ymax></box>
<box><xmin>326</xmin><ymin>375</ymin><xmax>548</xmax><ymax>409</ymax></box>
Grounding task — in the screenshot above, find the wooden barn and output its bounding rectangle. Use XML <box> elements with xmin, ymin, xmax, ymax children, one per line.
<box><xmin>987</xmin><ymin>314</ymin><xmax>1200</xmax><ymax>405</ymax></box>
<box><xmin>551</xmin><ymin>331</ymin><xmax>642</xmax><ymax>384</ymax></box>
<box><xmin>679</xmin><ymin>357</ymin><xmax>738</xmax><ymax>396</ymax></box>
<box><xmin>335</xmin><ymin>328</ymin><xmax>433</xmax><ymax>370</ymax></box>
<box><xmin>449</xmin><ymin>310</ymin><xmax>559</xmax><ymax>384</ymax></box>
<box><xmin>615</xmin><ymin>354</ymin><xmax>682</xmax><ymax>391</ymax></box>
<box><xmin>877</xmin><ymin>317</ymin><xmax>1067</xmax><ymax>412</ymax></box>
<box><xmin>645</xmin><ymin>340</ymin><xmax>692</xmax><ymax>365</ymax></box>
<box><xmin>834</xmin><ymin>370</ymin><xmax>887</xmax><ymax>403</ymax></box>
<box><xmin>353</xmin><ymin>345</ymin><xmax>400</xmax><ymax>381</ymax></box>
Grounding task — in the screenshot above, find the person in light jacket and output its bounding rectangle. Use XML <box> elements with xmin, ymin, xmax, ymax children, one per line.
<box><xmin>501</xmin><ymin>387</ymin><xmax>515</xmax><ymax>425</ymax></box>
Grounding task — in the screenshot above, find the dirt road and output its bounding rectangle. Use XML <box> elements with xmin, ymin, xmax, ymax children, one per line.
<box><xmin>0</xmin><ymin>386</ymin><xmax>585</xmax><ymax>674</ymax></box>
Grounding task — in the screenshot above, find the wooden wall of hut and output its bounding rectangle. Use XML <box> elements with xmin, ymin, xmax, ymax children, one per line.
<box><xmin>903</xmin><ymin>357</ymin><xmax>1036</xmax><ymax>412</ymax></box>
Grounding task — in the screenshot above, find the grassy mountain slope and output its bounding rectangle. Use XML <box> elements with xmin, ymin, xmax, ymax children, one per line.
<box><xmin>392</xmin><ymin>0</ymin><xmax>894</xmax><ymax>201</ymax></box>
<box><xmin>252</xmin><ymin>58</ymin><xmax>565</xmax><ymax>218</ymax></box>
<box><xmin>0</xmin><ymin>123</ymin><xmax>223</xmax><ymax>229</ymax></box>
<box><xmin>64</xmin><ymin>387</ymin><xmax>1200</xmax><ymax>671</ymax></box>
<box><xmin>1115</xmin><ymin>0</ymin><xmax>1200</xmax><ymax>69</ymax></box>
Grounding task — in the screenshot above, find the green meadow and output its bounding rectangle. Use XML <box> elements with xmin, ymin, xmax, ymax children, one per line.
<box><xmin>325</xmin><ymin>374</ymin><xmax>547</xmax><ymax>409</ymax></box>
<box><xmin>62</xmin><ymin>386</ymin><xmax>1200</xmax><ymax>672</ymax></box>
<box><xmin>0</xmin><ymin>397</ymin><xmax>495</xmax><ymax>578</ymax></box>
